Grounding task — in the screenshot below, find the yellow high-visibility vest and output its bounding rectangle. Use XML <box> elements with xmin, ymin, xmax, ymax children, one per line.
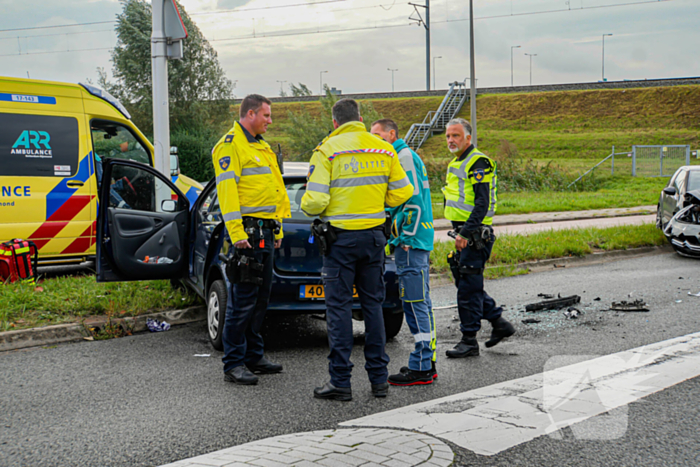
<box><xmin>442</xmin><ymin>147</ymin><xmax>497</xmax><ymax>224</ymax></box>
<box><xmin>301</xmin><ymin>121</ymin><xmax>413</xmax><ymax>230</ymax></box>
<box><xmin>211</xmin><ymin>121</ymin><xmax>291</xmax><ymax>244</ymax></box>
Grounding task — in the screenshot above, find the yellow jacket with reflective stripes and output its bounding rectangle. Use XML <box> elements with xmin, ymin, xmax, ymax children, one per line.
<box><xmin>441</xmin><ymin>147</ymin><xmax>497</xmax><ymax>225</ymax></box>
<box><xmin>211</xmin><ymin>121</ymin><xmax>291</xmax><ymax>244</ymax></box>
<box><xmin>301</xmin><ymin>121</ymin><xmax>413</xmax><ymax>230</ymax></box>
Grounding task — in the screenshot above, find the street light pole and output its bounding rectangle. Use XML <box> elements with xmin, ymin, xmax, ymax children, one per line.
<box><xmin>387</xmin><ymin>68</ymin><xmax>398</xmax><ymax>92</ymax></box>
<box><xmin>319</xmin><ymin>70</ymin><xmax>328</xmax><ymax>95</ymax></box>
<box><xmin>525</xmin><ymin>53</ymin><xmax>537</xmax><ymax>85</ymax></box>
<box><xmin>602</xmin><ymin>33</ymin><xmax>613</xmax><ymax>81</ymax></box>
<box><xmin>510</xmin><ymin>45</ymin><xmax>520</xmax><ymax>86</ymax></box>
<box><xmin>433</xmin><ymin>56</ymin><xmax>442</xmax><ymax>90</ymax></box>
<box><xmin>469</xmin><ymin>0</ymin><xmax>477</xmax><ymax>146</ymax></box>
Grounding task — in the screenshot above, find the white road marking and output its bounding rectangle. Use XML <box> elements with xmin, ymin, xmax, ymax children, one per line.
<box><xmin>341</xmin><ymin>331</ymin><xmax>700</xmax><ymax>456</ymax></box>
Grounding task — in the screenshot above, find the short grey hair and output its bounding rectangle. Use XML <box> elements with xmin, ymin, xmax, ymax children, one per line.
<box><xmin>447</xmin><ymin>118</ymin><xmax>472</xmax><ymax>136</ymax></box>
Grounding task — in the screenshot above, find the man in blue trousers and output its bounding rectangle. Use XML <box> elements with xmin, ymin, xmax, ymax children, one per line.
<box><xmin>371</xmin><ymin>119</ymin><xmax>437</xmax><ymax>386</ymax></box>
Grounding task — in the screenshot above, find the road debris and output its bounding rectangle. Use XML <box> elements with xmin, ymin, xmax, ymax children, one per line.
<box><xmin>688</xmin><ymin>291</ymin><xmax>700</xmax><ymax>297</ymax></box>
<box><xmin>594</xmin><ymin>297</ymin><xmax>601</xmax><ymax>301</ymax></box>
<box><xmin>194</xmin><ymin>354</ymin><xmax>211</xmax><ymax>357</ymax></box>
<box><xmin>611</xmin><ymin>299</ymin><xmax>649</xmax><ymax>312</ymax></box>
<box><xmin>537</xmin><ymin>293</ymin><xmax>555</xmax><ymax>299</ymax></box>
<box><xmin>522</xmin><ymin>318</ymin><xmax>541</xmax><ymax>324</ymax></box>
<box><xmin>524</xmin><ymin>295</ymin><xmax>581</xmax><ymax>312</ymax></box>
<box><xmin>564</xmin><ymin>307</ymin><xmax>581</xmax><ymax>319</ymax></box>
<box><xmin>146</xmin><ymin>318</ymin><xmax>171</xmax><ymax>332</ymax></box>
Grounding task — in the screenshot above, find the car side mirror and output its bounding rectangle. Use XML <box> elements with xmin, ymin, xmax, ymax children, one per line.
<box><xmin>663</xmin><ymin>186</ymin><xmax>677</xmax><ymax>196</ymax></box>
<box><xmin>161</xmin><ymin>200</ymin><xmax>177</xmax><ymax>212</ymax></box>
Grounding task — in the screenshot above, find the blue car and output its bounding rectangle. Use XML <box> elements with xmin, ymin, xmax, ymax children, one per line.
<box><xmin>96</xmin><ymin>159</ymin><xmax>404</xmax><ymax>350</ymax></box>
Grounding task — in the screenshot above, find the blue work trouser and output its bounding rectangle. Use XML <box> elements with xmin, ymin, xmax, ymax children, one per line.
<box><xmin>458</xmin><ymin>240</ymin><xmax>503</xmax><ymax>334</ymax></box>
<box><xmin>395</xmin><ymin>247</ymin><xmax>436</xmax><ymax>372</ymax></box>
<box><xmin>222</xmin><ymin>228</ymin><xmax>274</xmax><ymax>373</ymax></box>
<box><xmin>322</xmin><ymin>229</ymin><xmax>389</xmax><ymax>388</ymax></box>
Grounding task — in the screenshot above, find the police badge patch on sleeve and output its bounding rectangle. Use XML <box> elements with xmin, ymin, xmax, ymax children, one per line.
<box><xmin>473</xmin><ymin>168</ymin><xmax>485</xmax><ymax>182</ymax></box>
<box><xmin>307</xmin><ymin>165</ymin><xmax>315</xmax><ymax>178</ymax></box>
<box><xmin>219</xmin><ymin>156</ymin><xmax>231</xmax><ymax>170</ymax></box>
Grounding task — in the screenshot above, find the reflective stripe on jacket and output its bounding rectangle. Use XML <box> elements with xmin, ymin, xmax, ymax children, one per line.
<box><xmin>211</xmin><ymin>121</ymin><xmax>291</xmax><ymax>244</ymax></box>
<box><xmin>441</xmin><ymin>147</ymin><xmax>497</xmax><ymax>224</ymax></box>
<box><xmin>387</xmin><ymin>139</ymin><xmax>434</xmax><ymax>251</ymax></box>
<box><xmin>301</xmin><ymin>121</ymin><xmax>413</xmax><ymax>230</ymax></box>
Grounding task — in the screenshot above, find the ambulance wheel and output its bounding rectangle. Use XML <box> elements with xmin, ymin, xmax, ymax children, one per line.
<box><xmin>383</xmin><ymin>308</ymin><xmax>404</xmax><ymax>340</ymax></box>
<box><xmin>207</xmin><ymin>280</ymin><xmax>227</xmax><ymax>351</ymax></box>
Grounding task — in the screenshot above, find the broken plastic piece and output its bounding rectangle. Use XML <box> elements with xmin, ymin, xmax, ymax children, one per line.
<box><xmin>688</xmin><ymin>291</ymin><xmax>700</xmax><ymax>297</ymax></box>
<box><xmin>594</xmin><ymin>297</ymin><xmax>601</xmax><ymax>301</ymax></box>
<box><xmin>610</xmin><ymin>299</ymin><xmax>649</xmax><ymax>312</ymax></box>
<box><xmin>564</xmin><ymin>307</ymin><xmax>581</xmax><ymax>319</ymax></box>
<box><xmin>525</xmin><ymin>295</ymin><xmax>581</xmax><ymax>312</ymax></box>
<box><xmin>537</xmin><ymin>293</ymin><xmax>555</xmax><ymax>299</ymax></box>
<box><xmin>194</xmin><ymin>354</ymin><xmax>211</xmax><ymax>357</ymax></box>
<box><xmin>146</xmin><ymin>318</ymin><xmax>171</xmax><ymax>332</ymax></box>
<box><xmin>522</xmin><ymin>318</ymin><xmax>541</xmax><ymax>324</ymax></box>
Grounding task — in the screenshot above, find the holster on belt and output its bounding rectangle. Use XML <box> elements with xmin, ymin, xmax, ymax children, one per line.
<box><xmin>221</xmin><ymin>249</ymin><xmax>264</xmax><ymax>286</ymax></box>
<box><xmin>311</xmin><ymin>219</ymin><xmax>337</xmax><ymax>256</ymax></box>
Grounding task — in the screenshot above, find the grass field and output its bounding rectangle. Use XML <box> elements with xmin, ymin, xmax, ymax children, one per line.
<box><xmin>0</xmin><ymin>277</ymin><xmax>199</xmax><ymax>332</ymax></box>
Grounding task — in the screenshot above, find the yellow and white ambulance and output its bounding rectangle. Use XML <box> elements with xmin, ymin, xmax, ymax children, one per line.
<box><xmin>0</xmin><ymin>76</ymin><xmax>202</xmax><ymax>269</ymax></box>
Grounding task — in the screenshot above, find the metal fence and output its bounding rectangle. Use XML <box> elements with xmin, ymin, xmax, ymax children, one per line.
<box><xmin>632</xmin><ymin>145</ymin><xmax>690</xmax><ymax>177</ymax></box>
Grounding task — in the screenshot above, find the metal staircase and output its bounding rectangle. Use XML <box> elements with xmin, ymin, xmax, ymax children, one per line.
<box><xmin>405</xmin><ymin>81</ymin><xmax>469</xmax><ymax>150</ymax></box>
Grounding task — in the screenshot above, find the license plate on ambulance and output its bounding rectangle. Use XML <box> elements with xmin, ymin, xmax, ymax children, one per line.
<box><xmin>299</xmin><ymin>285</ymin><xmax>358</xmax><ymax>299</ymax></box>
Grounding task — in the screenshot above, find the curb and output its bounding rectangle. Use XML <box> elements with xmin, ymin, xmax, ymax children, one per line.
<box><xmin>432</xmin><ymin>206</ymin><xmax>656</xmax><ymax>231</ymax></box>
<box><xmin>0</xmin><ymin>306</ymin><xmax>206</xmax><ymax>353</ymax></box>
<box><xmin>429</xmin><ymin>244</ymin><xmax>673</xmax><ymax>286</ymax></box>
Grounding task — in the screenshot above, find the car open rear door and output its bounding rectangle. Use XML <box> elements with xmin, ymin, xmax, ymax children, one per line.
<box><xmin>96</xmin><ymin>158</ymin><xmax>190</xmax><ymax>282</ymax></box>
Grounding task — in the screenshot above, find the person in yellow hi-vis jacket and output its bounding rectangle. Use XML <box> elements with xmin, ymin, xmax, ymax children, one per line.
<box><xmin>301</xmin><ymin>98</ymin><xmax>413</xmax><ymax>401</ymax></box>
<box><xmin>211</xmin><ymin>94</ymin><xmax>290</xmax><ymax>386</ymax></box>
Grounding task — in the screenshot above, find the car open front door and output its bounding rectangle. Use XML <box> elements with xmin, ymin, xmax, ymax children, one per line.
<box><xmin>96</xmin><ymin>158</ymin><xmax>190</xmax><ymax>282</ymax></box>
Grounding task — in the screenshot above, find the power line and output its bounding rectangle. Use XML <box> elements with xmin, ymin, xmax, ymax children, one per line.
<box><xmin>0</xmin><ymin>21</ymin><xmax>114</xmax><ymax>33</ymax></box>
<box><xmin>0</xmin><ymin>29</ymin><xmax>114</xmax><ymax>42</ymax></box>
<box><xmin>0</xmin><ymin>46</ymin><xmax>112</xmax><ymax>58</ymax></box>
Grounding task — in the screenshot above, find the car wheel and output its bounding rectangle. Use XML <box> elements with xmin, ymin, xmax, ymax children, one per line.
<box><xmin>207</xmin><ymin>279</ymin><xmax>227</xmax><ymax>351</ymax></box>
<box><xmin>383</xmin><ymin>308</ymin><xmax>404</xmax><ymax>341</ymax></box>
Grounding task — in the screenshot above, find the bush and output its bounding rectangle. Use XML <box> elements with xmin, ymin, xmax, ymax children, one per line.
<box><xmin>284</xmin><ymin>86</ymin><xmax>383</xmax><ymax>161</ymax></box>
<box><xmin>171</xmin><ymin>128</ymin><xmax>221</xmax><ymax>182</ymax></box>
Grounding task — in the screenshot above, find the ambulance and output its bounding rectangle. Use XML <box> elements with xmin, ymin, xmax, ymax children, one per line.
<box><xmin>0</xmin><ymin>76</ymin><xmax>203</xmax><ymax>270</ymax></box>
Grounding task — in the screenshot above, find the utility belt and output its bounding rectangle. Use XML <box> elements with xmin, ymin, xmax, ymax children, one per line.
<box><xmin>446</xmin><ymin>250</ymin><xmax>485</xmax><ymax>288</ymax></box>
<box><xmin>219</xmin><ymin>217</ymin><xmax>280</xmax><ymax>286</ymax></box>
<box><xmin>448</xmin><ymin>224</ymin><xmax>495</xmax><ymax>251</ymax></box>
<box><xmin>310</xmin><ymin>219</ymin><xmax>389</xmax><ymax>257</ymax></box>
<box><xmin>242</xmin><ymin>217</ymin><xmax>281</xmax><ymax>234</ymax></box>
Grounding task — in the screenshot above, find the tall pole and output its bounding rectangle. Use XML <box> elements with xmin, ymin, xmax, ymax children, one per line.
<box><xmin>602</xmin><ymin>33</ymin><xmax>613</xmax><ymax>81</ymax></box>
<box><xmin>425</xmin><ymin>0</ymin><xmax>430</xmax><ymax>91</ymax></box>
<box><xmin>151</xmin><ymin>0</ymin><xmax>170</xmax><ymax>177</ymax></box>
<box><xmin>433</xmin><ymin>56</ymin><xmax>441</xmax><ymax>91</ymax></box>
<box><xmin>469</xmin><ymin>0</ymin><xmax>477</xmax><ymax>147</ymax></box>
<box><xmin>319</xmin><ymin>70</ymin><xmax>328</xmax><ymax>95</ymax></box>
<box><xmin>525</xmin><ymin>53</ymin><xmax>537</xmax><ymax>85</ymax></box>
<box><xmin>277</xmin><ymin>80</ymin><xmax>287</xmax><ymax>96</ymax></box>
<box><xmin>510</xmin><ymin>45</ymin><xmax>520</xmax><ymax>86</ymax></box>
<box><xmin>387</xmin><ymin>68</ymin><xmax>398</xmax><ymax>92</ymax></box>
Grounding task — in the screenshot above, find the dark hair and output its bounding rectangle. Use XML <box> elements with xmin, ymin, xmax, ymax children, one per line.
<box><xmin>371</xmin><ymin>118</ymin><xmax>400</xmax><ymax>138</ymax></box>
<box><xmin>240</xmin><ymin>94</ymin><xmax>271</xmax><ymax>119</ymax></box>
<box><xmin>332</xmin><ymin>98</ymin><xmax>361</xmax><ymax>126</ymax></box>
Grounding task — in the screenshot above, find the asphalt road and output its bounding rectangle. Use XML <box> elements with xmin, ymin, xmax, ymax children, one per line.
<box><xmin>2</xmin><ymin>252</ymin><xmax>700</xmax><ymax>467</ymax></box>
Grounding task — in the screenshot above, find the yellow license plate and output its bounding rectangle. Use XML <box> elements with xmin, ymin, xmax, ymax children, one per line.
<box><xmin>300</xmin><ymin>285</ymin><xmax>358</xmax><ymax>299</ymax></box>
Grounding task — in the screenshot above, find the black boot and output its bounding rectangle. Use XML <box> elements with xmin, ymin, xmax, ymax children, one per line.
<box><xmin>485</xmin><ymin>317</ymin><xmax>516</xmax><ymax>348</ymax></box>
<box><xmin>446</xmin><ymin>334</ymin><xmax>479</xmax><ymax>358</ymax></box>
<box><xmin>313</xmin><ymin>382</ymin><xmax>352</xmax><ymax>401</ymax></box>
<box><xmin>400</xmin><ymin>361</ymin><xmax>437</xmax><ymax>380</ymax></box>
<box><xmin>246</xmin><ymin>356</ymin><xmax>283</xmax><ymax>374</ymax></box>
<box><xmin>389</xmin><ymin>369</ymin><xmax>434</xmax><ymax>386</ymax></box>
<box><xmin>224</xmin><ymin>366</ymin><xmax>259</xmax><ymax>385</ymax></box>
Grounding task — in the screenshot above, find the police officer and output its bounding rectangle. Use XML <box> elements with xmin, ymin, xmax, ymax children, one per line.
<box><xmin>442</xmin><ymin>118</ymin><xmax>515</xmax><ymax>358</ymax></box>
<box><xmin>370</xmin><ymin>118</ymin><xmax>437</xmax><ymax>386</ymax></box>
<box><xmin>211</xmin><ymin>94</ymin><xmax>291</xmax><ymax>385</ymax></box>
<box><xmin>301</xmin><ymin>99</ymin><xmax>413</xmax><ymax>401</ymax></box>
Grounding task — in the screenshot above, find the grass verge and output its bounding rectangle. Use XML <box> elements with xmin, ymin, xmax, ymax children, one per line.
<box><xmin>431</xmin><ymin>223</ymin><xmax>666</xmax><ymax>279</ymax></box>
<box><xmin>0</xmin><ymin>277</ymin><xmax>200</xmax><ymax>331</ymax></box>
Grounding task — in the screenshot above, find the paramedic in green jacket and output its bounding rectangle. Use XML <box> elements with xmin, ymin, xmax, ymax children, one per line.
<box><xmin>371</xmin><ymin>119</ymin><xmax>437</xmax><ymax>386</ymax></box>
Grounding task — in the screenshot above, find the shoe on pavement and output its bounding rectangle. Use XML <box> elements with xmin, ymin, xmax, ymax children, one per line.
<box><xmin>446</xmin><ymin>335</ymin><xmax>479</xmax><ymax>358</ymax></box>
<box><xmin>246</xmin><ymin>356</ymin><xmax>283</xmax><ymax>374</ymax></box>
<box><xmin>485</xmin><ymin>317</ymin><xmax>516</xmax><ymax>348</ymax></box>
<box><xmin>389</xmin><ymin>369</ymin><xmax>433</xmax><ymax>386</ymax></box>
<box><xmin>314</xmin><ymin>382</ymin><xmax>352</xmax><ymax>401</ymax></box>
<box><xmin>371</xmin><ymin>382</ymin><xmax>389</xmax><ymax>398</ymax></box>
<box><xmin>224</xmin><ymin>366</ymin><xmax>259</xmax><ymax>385</ymax></box>
<box><xmin>400</xmin><ymin>361</ymin><xmax>438</xmax><ymax>380</ymax></box>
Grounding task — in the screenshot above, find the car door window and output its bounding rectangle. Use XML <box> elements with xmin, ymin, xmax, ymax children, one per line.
<box><xmin>91</xmin><ymin>120</ymin><xmax>150</xmax><ymax>168</ymax></box>
<box><xmin>107</xmin><ymin>164</ymin><xmax>187</xmax><ymax>213</ymax></box>
<box><xmin>675</xmin><ymin>170</ymin><xmax>687</xmax><ymax>194</ymax></box>
<box><xmin>199</xmin><ymin>189</ymin><xmax>221</xmax><ymax>225</ymax></box>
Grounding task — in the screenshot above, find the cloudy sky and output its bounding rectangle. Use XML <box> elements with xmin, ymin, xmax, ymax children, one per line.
<box><xmin>1</xmin><ymin>0</ymin><xmax>697</xmax><ymax>98</ymax></box>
